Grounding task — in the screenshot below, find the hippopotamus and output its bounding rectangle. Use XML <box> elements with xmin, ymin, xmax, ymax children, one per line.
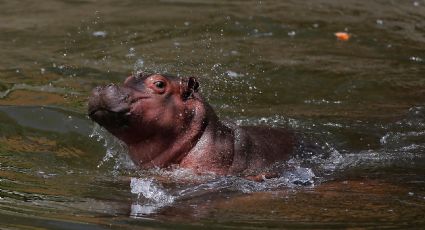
<box><xmin>88</xmin><ymin>73</ymin><xmax>296</xmax><ymax>179</ymax></box>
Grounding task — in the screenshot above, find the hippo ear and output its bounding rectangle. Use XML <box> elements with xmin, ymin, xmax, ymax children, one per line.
<box><xmin>188</xmin><ymin>77</ymin><xmax>199</xmax><ymax>92</ymax></box>
<box><xmin>182</xmin><ymin>77</ymin><xmax>200</xmax><ymax>100</ymax></box>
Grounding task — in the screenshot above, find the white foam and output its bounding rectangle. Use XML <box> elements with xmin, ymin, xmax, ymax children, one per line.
<box><xmin>130</xmin><ymin>177</ymin><xmax>175</xmax><ymax>217</ymax></box>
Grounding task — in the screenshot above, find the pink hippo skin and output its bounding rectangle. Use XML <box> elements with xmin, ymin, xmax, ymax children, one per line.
<box><xmin>88</xmin><ymin>73</ymin><xmax>295</xmax><ymax>179</ymax></box>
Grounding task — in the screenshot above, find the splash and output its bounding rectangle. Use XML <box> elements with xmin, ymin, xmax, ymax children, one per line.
<box><xmin>89</xmin><ymin>124</ymin><xmax>135</xmax><ymax>174</ymax></box>
<box><xmin>133</xmin><ymin>58</ymin><xmax>144</xmax><ymax>73</ymax></box>
<box><xmin>176</xmin><ymin>165</ymin><xmax>317</xmax><ymax>197</ymax></box>
<box><xmin>130</xmin><ymin>177</ymin><xmax>175</xmax><ymax>217</ymax></box>
<box><xmin>127</xmin><ymin>163</ymin><xmax>317</xmax><ymax>217</ymax></box>
<box><xmin>93</xmin><ymin>108</ymin><xmax>425</xmax><ymax>218</ymax></box>
<box><xmin>281</xmin><ymin>166</ymin><xmax>316</xmax><ymax>186</ymax></box>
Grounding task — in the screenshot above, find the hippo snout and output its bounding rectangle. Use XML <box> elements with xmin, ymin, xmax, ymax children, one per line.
<box><xmin>88</xmin><ymin>84</ymin><xmax>132</xmax><ymax>129</ymax></box>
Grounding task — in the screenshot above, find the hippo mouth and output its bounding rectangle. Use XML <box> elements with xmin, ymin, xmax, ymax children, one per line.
<box><xmin>88</xmin><ymin>107</ymin><xmax>131</xmax><ymax>129</ymax></box>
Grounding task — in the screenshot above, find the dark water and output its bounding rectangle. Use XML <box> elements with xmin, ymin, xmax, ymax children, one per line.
<box><xmin>1</xmin><ymin>0</ymin><xmax>425</xmax><ymax>229</ymax></box>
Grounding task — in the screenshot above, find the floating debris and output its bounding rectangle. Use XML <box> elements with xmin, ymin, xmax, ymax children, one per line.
<box><xmin>334</xmin><ymin>32</ymin><xmax>350</xmax><ymax>41</ymax></box>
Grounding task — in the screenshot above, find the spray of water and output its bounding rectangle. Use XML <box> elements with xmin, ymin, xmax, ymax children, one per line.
<box><xmin>89</xmin><ymin>124</ymin><xmax>135</xmax><ymax>175</ymax></box>
<box><xmin>130</xmin><ymin>177</ymin><xmax>175</xmax><ymax>216</ymax></box>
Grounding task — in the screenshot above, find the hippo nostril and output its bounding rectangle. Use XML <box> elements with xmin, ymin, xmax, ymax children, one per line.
<box><xmin>122</xmin><ymin>94</ymin><xmax>130</xmax><ymax>102</ymax></box>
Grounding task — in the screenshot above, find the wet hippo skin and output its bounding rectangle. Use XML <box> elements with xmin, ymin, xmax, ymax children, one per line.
<box><xmin>88</xmin><ymin>73</ymin><xmax>295</xmax><ymax>178</ymax></box>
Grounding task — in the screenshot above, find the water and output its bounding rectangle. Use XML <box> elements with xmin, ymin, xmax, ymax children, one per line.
<box><xmin>1</xmin><ymin>0</ymin><xmax>424</xmax><ymax>229</ymax></box>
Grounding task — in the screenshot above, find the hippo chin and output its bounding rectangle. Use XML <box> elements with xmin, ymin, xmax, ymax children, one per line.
<box><xmin>88</xmin><ymin>73</ymin><xmax>296</xmax><ymax>179</ymax></box>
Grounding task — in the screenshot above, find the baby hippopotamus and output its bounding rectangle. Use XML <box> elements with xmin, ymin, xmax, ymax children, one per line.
<box><xmin>88</xmin><ymin>73</ymin><xmax>296</xmax><ymax>179</ymax></box>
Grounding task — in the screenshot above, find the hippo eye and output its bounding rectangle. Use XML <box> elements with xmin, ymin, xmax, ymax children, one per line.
<box><xmin>153</xmin><ymin>81</ymin><xmax>165</xmax><ymax>89</ymax></box>
<box><xmin>154</xmin><ymin>81</ymin><xmax>165</xmax><ymax>89</ymax></box>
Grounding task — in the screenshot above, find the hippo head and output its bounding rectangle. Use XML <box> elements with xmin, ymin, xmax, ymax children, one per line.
<box><xmin>88</xmin><ymin>73</ymin><xmax>200</xmax><ymax>145</ymax></box>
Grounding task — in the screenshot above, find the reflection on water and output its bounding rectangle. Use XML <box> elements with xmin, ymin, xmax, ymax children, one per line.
<box><xmin>0</xmin><ymin>0</ymin><xmax>424</xmax><ymax>229</ymax></box>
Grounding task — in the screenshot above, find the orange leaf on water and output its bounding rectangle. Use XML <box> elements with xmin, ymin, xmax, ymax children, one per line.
<box><xmin>334</xmin><ymin>32</ymin><xmax>350</xmax><ymax>41</ymax></box>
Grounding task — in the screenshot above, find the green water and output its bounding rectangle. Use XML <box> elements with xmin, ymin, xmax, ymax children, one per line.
<box><xmin>0</xmin><ymin>0</ymin><xmax>424</xmax><ymax>229</ymax></box>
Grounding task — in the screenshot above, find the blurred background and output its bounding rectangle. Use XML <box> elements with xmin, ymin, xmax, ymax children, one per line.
<box><xmin>0</xmin><ymin>1</ymin><xmax>424</xmax><ymax>229</ymax></box>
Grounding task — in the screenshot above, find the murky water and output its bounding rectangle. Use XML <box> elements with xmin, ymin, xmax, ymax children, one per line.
<box><xmin>1</xmin><ymin>0</ymin><xmax>424</xmax><ymax>229</ymax></box>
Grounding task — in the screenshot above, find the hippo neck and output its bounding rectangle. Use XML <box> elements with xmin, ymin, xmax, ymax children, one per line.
<box><xmin>179</xmin><ymin>116</ymin><xmax>235</xmax><ymax>175</ymax></box>
<box><xmin>127</xmin><ymin>99</ymin><xmax>214</xmax><ymax>168</ymax></box>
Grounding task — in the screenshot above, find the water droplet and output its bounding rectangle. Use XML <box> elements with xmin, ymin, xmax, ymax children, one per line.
<box><xmin>225</xmin><ymin>70</ymin><xmax>244</xmax><ymax>78</ymax></box>
<box><xmin>133</xmin><ymin>59</ymin><xmax>144</xmax><ymax>72</ymax></box>
<box><xmin>409</xmin><ymin>56</ymin><xmax>423</xmax><ymax>62</ymax></box>
<box><xmin>92</xmin><ymin>31</ymin><xmax>107</xmax><ymax>38</ymax></box>
<box><xmin>126</xmin><ymin>47</ymin><xmax>136</xmax><ymax>57</ymax></box>
<box><xmin>288</xmin><ymin>31</ymin><xmax>296</xmax><ymax>37</ymax></box>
